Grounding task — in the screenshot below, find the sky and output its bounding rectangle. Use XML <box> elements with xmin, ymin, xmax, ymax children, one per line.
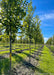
<box><xmin>32</xmin><ymin>0</ymin><xmax>54</xmax><ymax>43</ymax></box>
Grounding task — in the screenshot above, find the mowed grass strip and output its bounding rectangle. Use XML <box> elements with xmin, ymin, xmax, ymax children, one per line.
<box><xmin>0</xmin><ymin>48</ymin><xmax>37</xmax><ymax>74</ymax></box>
<box><xmin>50</xmin><ymin>45</ymin><xmax>54</xmax><ymax>53</ymax></box>
<box><xmin>39</xmin><ymin>45</ymin><xmax>54</xmax><ymax>73</ymax></box>
<box><xmin>0</xmin><ymin>44</ymin><xmax>39</xmax><ymax>54</ymax></box>
<box><xmin>0</xmin><ymin>44</ymin><xmax>42</xmax><ymax>74</ymax></box>
<box><xmin>11</xmin><ymin>46</ymin><xmax>38</xmax><ymax>62</ymax></box>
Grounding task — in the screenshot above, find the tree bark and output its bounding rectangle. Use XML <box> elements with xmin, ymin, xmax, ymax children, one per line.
<box><xmin>9</xmin><ymin>32</ymin><xmax>12</xmax><ymax>75</ymax></box>
<box><xmin>9</xmin><ymin>1</ymin><xmax>12</xmax><ymax>74</ymax></box>
<box><xmin>29</xmin><ymin>38</ymin><xmax>31</xmax><ymax>63</ymax></box>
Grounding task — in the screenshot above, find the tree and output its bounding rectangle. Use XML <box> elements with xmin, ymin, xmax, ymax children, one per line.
<box><xmin>0</xmin><ymin>0</ymin><xmax>27</xmax><ymax>38</ymax></box>
<box><xmin>46</xmin><ymin>37</ymin><xmax>52</xmax><ymax>45</ymax></box>
<box><xmin>23</xmin><ymin>0</ymin><xmax>35</xmax><ymax>63</ymax></box>
<box><xmin>0</xmin><ymin>0</ymin><xmax>28</xmax><ymax>73</ymax></box>
<box><xmin>46</xmin><ymin>35</ymin><xmax>54</xmax><ymax>45</ymax></box>
<box><xmin>0</xmin><ymin>24</ymin><xmax>6</xmax><ymax>43</ymax></box>
<box><xmin>53</xmin><ymin>35</ymin><xmax>54</xmax><ymax>45</ymax></box>
<box><xmin>38</xmin><ymin>34</ymin><xmax>44</xmax><ymax>44</ymax></box>
<box><xmin>32</xmin><ymin>16</ymin><xmax>44</xmax><ymax>47</ymax></box>
<box><xmin>0</xmin><ymin>25</ymin><xmax>2</xmax><ymax>41</ymax></box>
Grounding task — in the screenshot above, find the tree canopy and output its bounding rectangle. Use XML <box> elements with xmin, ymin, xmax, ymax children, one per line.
<box><xmin>0</xmin><ymin>0</ymin><xmax>28</xmax><ymax>42</ymax></box>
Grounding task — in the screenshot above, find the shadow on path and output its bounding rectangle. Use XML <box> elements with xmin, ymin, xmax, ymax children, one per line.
<box><xmin>12</xmin><ymin>53</ymin><xmax>47</xmax><ymax>74</ymax></box>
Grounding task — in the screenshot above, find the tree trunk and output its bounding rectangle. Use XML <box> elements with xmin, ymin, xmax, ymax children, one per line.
<box><xmin>9</xmin><ymin>1</ymin><xmax>12</xmax><ymax>75</ymax></box>
<box><xmin>10</xmin><ymin>33</ymin><xmax>12</xmax><ymax>75</ymax></box>
<box><xmin>9</xmin><ymin>25</ymin><xmax>12</xmax><ymax>75</ymax></box>
<box><xmin>34</xmin><ymin>41</ymin><xmax>36</xmax><ymax>58</ymax></box>
<box><xmin>29</xmin><ymin>38</ymin><xmax>31</xmax><ymax>63</ymax></box>
<box><xmin>35</xmin><ymin>40</ymin><xmax>36</xmax><ymax>49</ymax></box>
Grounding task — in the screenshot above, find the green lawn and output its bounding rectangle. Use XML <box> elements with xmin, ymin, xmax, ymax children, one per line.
<box><xmin>39</xmin><ymin>46</ymin><xmax>54</xmax><ymax>75</ymax></box>
<box><xmin>49</xmin><ymin>45</ymin><xmax>54</xmax><ymax>53</ymax></box>
<box><xmin>0</xmin><ymin>44</ymin><xmax>40</xmax><ymax>54</ymax></box>
<box><xmin>1</xmin><ymin>44</ymin><xmax>54</xmax><ymax>75</ymax></box>
<box><xmin>0</xmin><ymin>44</ymin><xmax>40</xmax><ymax>74</ymax></box>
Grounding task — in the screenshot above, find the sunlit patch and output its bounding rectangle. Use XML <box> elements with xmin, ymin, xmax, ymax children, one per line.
<box><xmin>0</xmin><ymin>7</ymin><xmax>1</xmax><ymax>12</ymax></box>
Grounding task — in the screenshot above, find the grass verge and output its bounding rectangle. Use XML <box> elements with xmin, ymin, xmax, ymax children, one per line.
<box><xmin>39</xmin><ymin>46</ymin><xmax>54</xmax><ymax>75</ymax></box>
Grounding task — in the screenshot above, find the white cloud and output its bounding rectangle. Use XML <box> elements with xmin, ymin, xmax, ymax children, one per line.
<box><xmin>44</xmin><ymin>37</ymin><xmax>48</xmax><ymax>43</ymax></box>
<box><xmin>40</xmin><ymin>13</ymin><xmax>54</xmax><ymax>20</ymax></box>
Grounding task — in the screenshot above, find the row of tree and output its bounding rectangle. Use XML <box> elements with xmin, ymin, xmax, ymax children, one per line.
<box><xmin>0</xmin><ymin>0</ymin><xmax>44</xmax><ymax>73</ymax></box>
<box><xmin>46</xmin><ymin>35</ymin><xmax>54</xmax><ymax>45</ymax></box>
<box><xmin>0</xmin><ymin>0</ymin><xmax>44</xmax><ymax>45</ymax></box>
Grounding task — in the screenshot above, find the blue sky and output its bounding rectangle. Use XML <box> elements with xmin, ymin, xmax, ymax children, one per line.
<box><xmin>32</xmin><ymin>0</ymin><xmax>54</xmax><ymax>43</ymax></box>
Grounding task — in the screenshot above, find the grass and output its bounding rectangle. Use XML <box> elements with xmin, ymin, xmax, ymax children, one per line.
<box><xmin>0</xmin><ymin>44</ymin><xmax>41</xmax><ymax>74</ymax></box>
<box><xmin>39</xmin><ymin>45</ymin><xmax>54</xmax><ymax>75</ymax></box>
<box><xmin>0</xmin><ymin>44</ymin><xmax>39</xmax><ymax>54</ymax></box>
<box><xmin>50</xmin><ymin>45</ymin><xmax>54</xmax><ymax>53</ymax></box>
<box><xmin>0</xmin><ymin>58</ymin><xmax>10</xmax><ymax>75</ymax></box>
<box><xmin>1</xmin><ymin>44</ymin><xmax>54</xmax><ymax>75</ymax></box>
<box><xmin>11</xmin><ymin>46</ymin><xmax>38</xmax><ymax>65</ymax></box>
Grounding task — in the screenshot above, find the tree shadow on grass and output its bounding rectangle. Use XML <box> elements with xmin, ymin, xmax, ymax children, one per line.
<box><xmin>3</xmin><ymin>46</ymin><xmax>9</xmax><ymax>48</ymax></box>
<box><xmin>37</xmin><ymin>45</ymin><xmax>44</xmax><ymax>50</ymax></box>
<box><xmin>0</xmin><ymin>56</ymin><xmax>10</xmax><ymax>75</ymax></box>
<box><xmin>22</xmin><ymin>51</ymin><xmax>43</xmax><ymax>61</ymax></box>
<box><xmin>15</xmin><ymin>49</ymin><xmax>29</xmax><ymax>53</ymax></box>
<box><xmin>22</xmin><ymin>52</ymin><xmax>36</xmax><ymax>59</ymax></box>
<box><xmin>12</xmin><ymin>53</ymin><xmax>48</xmax><ymax>74</ymax></box>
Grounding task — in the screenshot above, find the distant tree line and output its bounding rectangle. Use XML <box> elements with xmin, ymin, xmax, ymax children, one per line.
<box><xmin>46</xmin><ymin>35</ymin><xmax>54</xmax><ymax>45</ymax></box>
<box><xmin>17</xmin><ymin>35</ymin><xmax>44</xmax><ymax>44</ymax></box>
